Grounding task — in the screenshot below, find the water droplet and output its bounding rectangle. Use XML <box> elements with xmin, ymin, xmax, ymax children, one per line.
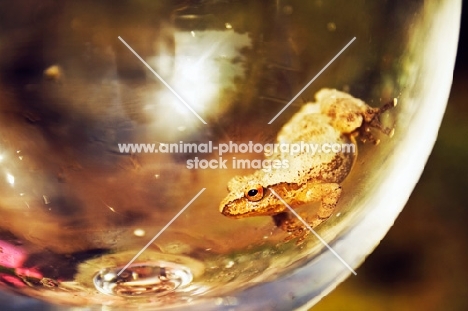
<box><xmin>43</xmin><ymin>65</ymin><xmax>62</xmax><ymax>81</ymax></box>
<box><xmin>225</xmin><ymin>23</ymin><xmax>232</xmax><ymax>29</ymax></box>
<box><xmin>93</xmin><ymin>261</ymin><xmax>193</xmax><ymax>297</ymax></box>
<box><xmin>6</xmin><ymin>173</ymin><xmax>15</xmax><ymax>185</ymax></box>
<box><xmin>43</xmin><ymin>195</ymin><xmax>50</xmax><ymax>205</ymax></box>
<box><xmin>215</xmin><ymin>296</ymin><xmax>238</xmax><ymax>306</ymax></box>
<box><xmin>133</xmin><ymin>228</ymin><xmax>145</xmax><ymax>237</ymax></box>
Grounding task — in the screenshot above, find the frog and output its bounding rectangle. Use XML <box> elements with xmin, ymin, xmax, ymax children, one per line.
<box><xmin>219</xmin><ymin>88</ymin><xmax>395</xmax><ymax>243</ymax></box>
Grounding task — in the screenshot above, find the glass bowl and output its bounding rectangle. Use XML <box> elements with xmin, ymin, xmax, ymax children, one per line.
<box><xmin>0</xmin><ymin>0</ymin><xmax>460</xmax><ymax>310</ymax></box>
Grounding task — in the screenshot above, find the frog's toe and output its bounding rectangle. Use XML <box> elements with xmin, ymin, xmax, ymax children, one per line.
<box><xmin>284</xmin><ymin>222</ymin><xmax>310</xmax><ymax>244</ymax></box>
<box><xmin>284</xmin><ymin>227</ymin><xmax>309</xmax><ymax>244</ymax></box>
<box><xmin>295</xmin><ymin>231</ymin><xmax>310</xmax><ymax>245</ymax></box>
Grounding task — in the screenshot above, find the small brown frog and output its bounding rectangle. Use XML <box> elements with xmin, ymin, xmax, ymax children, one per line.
<box><xmin>219</xmin><ymin>88</ymin><xmax>395</xmax><ymax>242</ymax></box>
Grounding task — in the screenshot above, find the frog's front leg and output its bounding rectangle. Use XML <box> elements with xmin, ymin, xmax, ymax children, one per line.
<box><xmin>272</xmin><ymin>182</ymin><xmax>341</xmax><ymax>243</ymax></box>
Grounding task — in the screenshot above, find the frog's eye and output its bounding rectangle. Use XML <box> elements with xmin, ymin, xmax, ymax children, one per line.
<box><xmin>245</xmin><ymin>186</ymin><xmax>264</xmax><ymax>202</ymax></box>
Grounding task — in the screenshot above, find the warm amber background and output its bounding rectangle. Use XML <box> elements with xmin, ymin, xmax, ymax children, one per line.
<box><xmin>314</xmin><ymin>5</ymin><xmax>468</xmax><ymax>311</ymax></box>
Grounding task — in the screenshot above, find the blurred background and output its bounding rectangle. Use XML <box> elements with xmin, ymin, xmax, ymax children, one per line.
<box><xmin>314</xmin><ymin>4</ymin><xmax>468</xmax><ymax>311</ymax></box>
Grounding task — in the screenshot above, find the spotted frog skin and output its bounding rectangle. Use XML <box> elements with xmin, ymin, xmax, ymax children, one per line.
<box><xmin>219</xmin><ymin>88</ymin><xmax>395</xmax><ymax>242</ymax></box>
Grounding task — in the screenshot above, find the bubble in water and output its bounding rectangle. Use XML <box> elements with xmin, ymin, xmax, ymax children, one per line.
<box><xmin>93</xmin><ymin>261</ymin><xmax>193</xmax><ymax>297</ymax></box>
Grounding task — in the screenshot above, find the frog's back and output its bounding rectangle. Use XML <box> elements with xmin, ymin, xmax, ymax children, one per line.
<box><xmin>261</xmin><ymin>139</ymin><xmax>355</xmax><ymax>186</ymax></box>
<box><xmin>262</xmin><ymin>103</ymin><xmax>356</xmax><ymax>187</ymax></box>
<box><xmin>277</xmin><ymin>113</ymin><xmax>339</xmax><ymax>144</ymax></box>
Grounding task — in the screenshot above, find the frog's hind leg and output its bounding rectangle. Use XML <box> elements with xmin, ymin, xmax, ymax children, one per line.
<box><xmin>316</xmin><ymin>89</ymin><xmax>396</xmax><ymax>142</ymax></box>
<box><xmin>315</xmin><ymin>88</ymin><xmax>374</xmax><ymax>133</ymax></box>
<box><xmin>358</xmin><ymin>98</ymin><xmax>396</xmax><ymax>144</ymax></box>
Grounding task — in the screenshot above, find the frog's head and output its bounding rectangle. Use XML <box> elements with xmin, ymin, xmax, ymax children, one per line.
<box><xmin>219</xmin><ymin>175</ymin><xmax>284</xmax><ymax>218</ymax></box>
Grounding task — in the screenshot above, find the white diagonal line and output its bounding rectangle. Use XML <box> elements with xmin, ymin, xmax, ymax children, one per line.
<box><xmin>118</xmin><ymin>36</ymin><xmax>207</xmax><ymax>125</ymax></box>
<box><xmin>269</xmin><ymin>188</ymin><xmax>357</xmax><ymax>275</ymax></box>
<box><xmin>268</xmin><ymin>37</ymin><xmax>356</xmax><ymax>124</ymax></box>
<box><xmin>117</xmin><ymin>188</ymin><xmax>206</xmax><ymax>276</ymax></box>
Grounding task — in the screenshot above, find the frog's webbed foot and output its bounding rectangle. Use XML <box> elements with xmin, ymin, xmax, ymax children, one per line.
<box><xmin>358</xmin><ymin>99</ymin><xmax>396</xmax><ymax>144</ymax></box>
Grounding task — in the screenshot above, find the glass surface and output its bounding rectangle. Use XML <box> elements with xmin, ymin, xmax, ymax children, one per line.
<box><xmin>0</xmin><ymin>0</ymin><xmax>460</xmax><ymax>310</ymax></box>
